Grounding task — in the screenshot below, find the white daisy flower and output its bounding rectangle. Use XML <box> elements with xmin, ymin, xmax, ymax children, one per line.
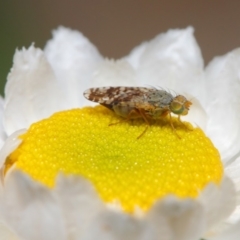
<box><xmin>0</xmin><ymin>26</ymin><xmax>239</xmax><ymax>240</ymax></box>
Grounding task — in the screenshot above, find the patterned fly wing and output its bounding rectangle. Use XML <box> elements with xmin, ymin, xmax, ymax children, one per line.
<box><xmin>83</xmin><ymin>86</ymin><xmax>151</xmax><ymax>107</ymax></box>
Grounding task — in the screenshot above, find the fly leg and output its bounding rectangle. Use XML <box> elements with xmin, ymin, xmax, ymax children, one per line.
<box><xmin>109</xmin><ymin>108</ymin><xmax>150</xmax><ymax>139</ymax></box>
<box><xmin>177</xmin><ymin>115</ymin><xmax>192</xmax><ymax>131</ymax></box>
<box><xmin>135</xmin><ymin>109</ymin><xmax>150</xmax><ymax>139</ymax></box>
<box><xmin>169</xmin><ymin>114</ymin><xmax>181</xmax><ymax>139</ymax></box>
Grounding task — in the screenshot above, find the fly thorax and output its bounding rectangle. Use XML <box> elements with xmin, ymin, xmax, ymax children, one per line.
<box><xmin>148</xmin><ymin>90</ymin><xmax>173</xmax><ymax>108</ymax></box>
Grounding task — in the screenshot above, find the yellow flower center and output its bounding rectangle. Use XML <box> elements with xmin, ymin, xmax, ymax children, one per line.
<box><xmin>6</xmin><ymin>106</ymin><xmax>223</xmax><ymax>213</ymax></box>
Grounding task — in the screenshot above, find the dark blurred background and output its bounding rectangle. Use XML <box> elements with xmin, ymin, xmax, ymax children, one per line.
<box><xmin>1</xmin><ymin>0</ymin><xmax>240</xmax><ymax>96</ymax></box>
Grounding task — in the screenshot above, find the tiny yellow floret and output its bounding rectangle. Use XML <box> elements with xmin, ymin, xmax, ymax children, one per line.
<box><xmin>6</xmin><ymin>106</ymin><xmax>223</xmax><ymax>213</ymax></box>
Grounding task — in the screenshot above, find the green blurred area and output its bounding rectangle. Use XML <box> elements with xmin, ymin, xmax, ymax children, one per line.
<box><xmin>0</xmin><ymin>1</ymin><xmax>49</xmax><ymax>97</ymax></box>
<box><xmin>0</xmin><ymin>41</ymin><xmax>13</xmax><ymax>96</ymax></box>
<box><xmin>0</xmin><ymin>29</ymin><xmax>28</xmax><ymax>97</ymax></box>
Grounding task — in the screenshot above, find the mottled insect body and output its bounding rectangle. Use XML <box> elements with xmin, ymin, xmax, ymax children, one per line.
<box><xmin>83</xmin><ymin>86</ymin><xmax>192</xmax><ymax>138</ymax></box>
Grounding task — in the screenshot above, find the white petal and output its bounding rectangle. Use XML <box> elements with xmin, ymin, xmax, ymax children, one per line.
<box><xmin>0</xmin><ymin>171</ymin><xmax>67</xmax><ymax>240</ymax></box>
<box><xmin>81</xmin><ymin>210</ymin><xmax>158</xmax><ymax>240</ymax></box>
<box><xmin>199</xmin><ymin>177</ymin><xmax>236</xmax><ymax>231</ymax></box>
<box><xmin>0</xmin><ymin>221</ymin><xmax>20</xmax><ymax>240</ymax></box>
<box><xmin>147</xmin><ymin>196</ymin><xmax>205</xmax><ymax>240</ymax></box>
<box><xmin>225</xmin><ymin>156</ymin><xmax>240</xmax><ymax>192</ymax></box>
<box><xmin>0</xmin><ymin>97</ymin><xmax>7</xmax><ymax>147</ymax></box>
<box><xmin>4</xmin><ymin>45</ymin><xmax>68</xmax><ymax>136</ymax></box>
<box><xmin>44</xmin><ymin>26</ymin><xmax>103</xmax><ymax>108</ymax></box>
<box><xmin>125</xmin><ymin>27</ymin><xmax>205</xmax><ymax>98</ymax></box>
<box><xmin>0</xmin><ymin>129</ymin><xmax>25</xmax><ymax>169</ymax></box>
<box><xmin>124</xmin><ymin>41</ymin><xmax>148</xmax><ymax>70</ymax></box>
<box><xmin>205</xmin><ymin>49</ymin><xmax>240</xmax><ymax>162</ymax></box>
<box><xmin>54</xmin><ymin>174</ymin><xmax>105</xmax><ymax>239</ymax></box>
<box><xmin>224</xmin><ymin>157</ymin><xmax>240</xmax><ymax>224</ymax></box>
<box><xmin>209</xmin><ymin>220</ymin><xmax>240</xmax><ymax>240</ymax></box>
<box><xmin>92</xmin><ymin>59</ymin><xmax>137</xmax><ymax>87</ymax></box>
